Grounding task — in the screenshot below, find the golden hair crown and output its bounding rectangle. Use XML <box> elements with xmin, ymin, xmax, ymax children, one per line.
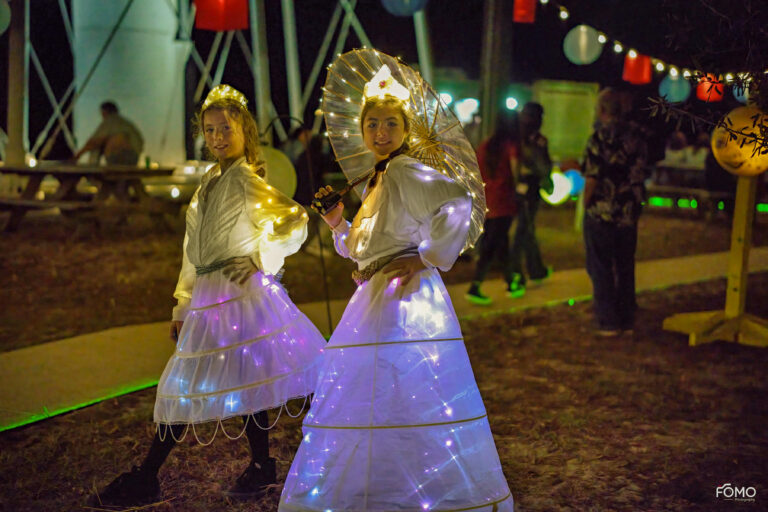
<box><xmin>202</xmin><ymin>84</ymin><xmax>248</xmax><ymax>111</ymax></box>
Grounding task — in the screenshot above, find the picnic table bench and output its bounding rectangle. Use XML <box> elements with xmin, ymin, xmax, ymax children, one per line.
<box><xmin>0</xmin><ymin>164</ymin><xmax>178</xmax><ymax>232</ymax></box>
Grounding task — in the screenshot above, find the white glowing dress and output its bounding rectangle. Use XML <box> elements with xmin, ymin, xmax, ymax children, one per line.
<box><xmin>280</xmin><ymin>155</ymin><xmax>513</xmax><ymax>511</ymax></box>
<box><xmin>154</xmin><ymin>157</ymin><xmax>326</xmax><ymax>428</ymax></box>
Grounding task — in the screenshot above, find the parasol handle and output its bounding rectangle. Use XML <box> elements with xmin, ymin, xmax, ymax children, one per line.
<box><xmin>311</xmin><ymin>169</ymin><xmax>374</xmax><ymax>215</ymax></box>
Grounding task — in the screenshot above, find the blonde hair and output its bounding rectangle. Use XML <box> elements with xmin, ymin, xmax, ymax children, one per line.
<box><xmin>194</xmin><ymin>98</ymin><xmax>264</xmax><ymax>169</ymax></box>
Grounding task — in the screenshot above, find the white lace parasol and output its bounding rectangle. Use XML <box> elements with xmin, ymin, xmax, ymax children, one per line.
<box><xmin>320</xmin><ymin>48</ymin><xmax>486</xmax><ymax>252</ymax></box>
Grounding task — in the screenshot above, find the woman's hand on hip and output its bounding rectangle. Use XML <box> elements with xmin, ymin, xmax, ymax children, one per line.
<box><xmin>222</xmin><ymin>256</ymin><xmax>259</xmax><ymax>285</ymax></box>
<box><xmin>170</xmin><ymin>321</ymin><xmax>184</xmax><ymax>342</ymax></box>
<box><xmin>382</xmin><ymin>255</ymin><xmax>426</xmax><ymax>287</ymax></box>
<box><xmin>312</xmin><ymin>185</ymin><xmax>345</xmax><ymax>228</ymax></box>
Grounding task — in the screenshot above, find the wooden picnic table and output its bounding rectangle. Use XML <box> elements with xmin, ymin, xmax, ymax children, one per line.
<box><xmin>0</xmin><ymin>163</ymin><xmax>178</xmax><ymax>232</ymax></box>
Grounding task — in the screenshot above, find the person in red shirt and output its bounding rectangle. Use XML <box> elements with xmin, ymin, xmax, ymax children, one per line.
<box><xmin>466</xmin><ymin>110</ymin><xmax>520</xmax><ymax>305</ymax></box>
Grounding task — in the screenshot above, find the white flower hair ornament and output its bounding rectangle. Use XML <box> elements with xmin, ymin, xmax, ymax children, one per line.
<box><xmin>363</xmin><ymin>65</ymin><xmax>411</xmax><ymax>101</ymax></box>
<box><xmin>202</xmin><ymin>84</ymin><xmax>248</xmax><ymax>111</ymax></box>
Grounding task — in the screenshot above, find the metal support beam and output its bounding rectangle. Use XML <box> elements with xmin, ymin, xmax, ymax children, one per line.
<box><xmin>413</xmin><ymin>9</ymin><xmax>433</xmax><ymax>84</ymax></box>
<box><xmin>6</xmin><ymin>0</ymin><xmax>29</xmax><ymax>165</ymax></box>
<box><xmin>57</xmin><ymin>0</ymin><xmax>75</xmax><ymax>54</ymax></box>
<box><xmin>31</xmin><ymin>82</ymin><xmax>75</xmax><ymax>155</ymax></box>
<box><xmin>249</xmin><ymin>0</ymin><xmax>273</xmax><ymax>145</ymax></box>
<box><xmin>40</xmin><ymin>0</ymin><xmax>135</xmax><ymax>159</ymax></box>
<box><xmin>211</xmin><ymin>31</ymin><xmax>234</xmax><ymax>87</ymax></box>
<box><xmin>338</xmin><ymin>0</ymin><xmax>372</xmax><ymax>48</ymax></box>
<box><xmin>29</xmin><ymin>46</ymin><xmax>77</xmax><ymax>152</ymax></box>
<box><xmin>193</xmin><ymin>31</ymin><xmax>223</xmax><ymax>102</ymax></box>
<box><xmin>301</xmin><ymin>2</ymin><xmax>342</xmax><ymax>113</ymax></box>
<box><xmin>281</xmin><ymin>0</ymin><xmax>302</xmax><ymax>127</ymax></box>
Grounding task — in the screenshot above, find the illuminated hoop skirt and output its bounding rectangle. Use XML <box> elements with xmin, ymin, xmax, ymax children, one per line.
<box><xmin>280</xmin><ymin>269</ymin><xmax>513</xmax><ymax>511</ymax></box>
<box><xmin>154</xmin><ymin>271</ymin><xmax>326</xmax><ymax>430</ymax></box>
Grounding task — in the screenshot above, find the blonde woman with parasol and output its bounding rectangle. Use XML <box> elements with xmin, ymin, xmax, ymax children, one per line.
<box><xmin>280</xmin><ymin>50</ymin><xmax>513</xmax><ymax>512</ymax></box>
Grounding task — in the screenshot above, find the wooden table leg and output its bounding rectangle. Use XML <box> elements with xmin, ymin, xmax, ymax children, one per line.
<box><xmin>3</xmin><ymin>175</ymin><xmax>43</xmax><ymax>232</ymax></box>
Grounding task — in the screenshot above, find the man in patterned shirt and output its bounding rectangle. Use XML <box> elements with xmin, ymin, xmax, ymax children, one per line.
<box><xmin>582</xmin><ymin>88</ymin><xmax>647</xmax><ymax>336</ymax></box>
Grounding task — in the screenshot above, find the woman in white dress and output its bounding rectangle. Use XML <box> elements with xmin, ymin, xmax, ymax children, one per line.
<box><xmin>91</xmin><ymin>85</ymin><xmax>326</xmax><ymax>506</ymax></box>
<box><xmin>279</xmin><ymin>68</ymin><xmax>513</xmax><ymax>511</ymax></box>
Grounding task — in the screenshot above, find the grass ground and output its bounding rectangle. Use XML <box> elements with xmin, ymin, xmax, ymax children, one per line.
<box><xmin>2</xmin><ymin>205</ymin><xmax>765</xmax><ymax>352</ymax></box>
<box><xmin>0</xmin><ymin>274</ymin><xmax>766</xmax><ymax>511</ymax></box>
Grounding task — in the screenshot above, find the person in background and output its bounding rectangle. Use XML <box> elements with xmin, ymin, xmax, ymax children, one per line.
<box><xmin>582</xmin><ymin>88</ymin><xmax>647</xmax><ymax>337</ymax></box>
<box><xmin>466</xmin><ymin>109</ymin><xmax>520</xmax><ymax>305</ymax></box>
<box><xmin>73</xmin><ymin>101</ymin><xmax>144</xmax><ymax>165</ymax></box>
<box><xmin>509</xmin><ymin>102</ymin><xmax>554</xmax><ymax>297</ymax></box>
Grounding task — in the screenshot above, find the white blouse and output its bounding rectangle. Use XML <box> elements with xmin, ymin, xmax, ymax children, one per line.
<box><xmin>172</xmin><ymin>157</ymin><xmax>308</xmax><ymax>320</ymax></box>
<box><xmin>332</xmin><ymin>154</ymin><xmax>471</xmax><ymax>271</ymax></box>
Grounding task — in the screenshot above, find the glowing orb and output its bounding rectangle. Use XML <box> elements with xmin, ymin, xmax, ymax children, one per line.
<box><xmin>563</xmin><ymin>25</ymin><xmax>603</xmax><ymax>65</ymax></box>
<box><xmin>540</xmin><ymin>171</ymin><xmax>572</xmax><ymax>205</ymax></box>
<box><xmin>261</xmin><ymin>146</ymin><xmax>297</xmax><ymax>197</ymax></box>
<box><xmin>711</xmin><ymin>106</ymin><xmax>768</xmax><ymax>177</ymax></box>
<box><xmin>564</xmin><ymin>169</ymin><xmax>585</xmax><ymax>194</ymax></box>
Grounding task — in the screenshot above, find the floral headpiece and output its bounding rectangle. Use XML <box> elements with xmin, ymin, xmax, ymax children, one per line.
<box><xmin>363</xmin><ymin>65</ymin><xmax>410</xmax><ymax>101</ymax></box>
<box><xmin>201</xmin><ymin>84</ymin><xmax>248</xmax><ymax>111</ymax></box>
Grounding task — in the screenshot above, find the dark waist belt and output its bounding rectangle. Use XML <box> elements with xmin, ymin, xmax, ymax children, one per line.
<box><xmin>351</xmin><ymin>247</ymin><xmax>419</xmax><ymax>286</ymax></box>
<box><xmin>195</xmin><ymin>258</ymin><xmax>234</xmax><ymax>276</ymax></box>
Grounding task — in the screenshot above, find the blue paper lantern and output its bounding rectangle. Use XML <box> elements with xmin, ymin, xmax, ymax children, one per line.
<box><xmin>659</xmin><ymin>74</ymin><xmax>691</xmax><ymax>103</ymax></box>
<box><xmin>733</xmin><ymin>84</ymin><xmax>750</xmax><ymax>104</ymax></box>
<box><xmin>562</xmin><ymin>25</ymin><xmax>603</xmax><ymax>65</ymax></box>
<box><xmin>564</xmin><ymin>169</ymin><xmax>585</xmax><ymax>195</ymax></box>
<box><xmin>0</xmin><ymin>0</ymin><xmax>11</xmax><ymax>36</ymax></box>
<box><xmin>381</xmin><ymin>0</ymin><xmax>428</xmax><ymax>16</ymax></box>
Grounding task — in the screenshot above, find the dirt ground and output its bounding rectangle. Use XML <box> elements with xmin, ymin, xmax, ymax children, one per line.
<box><xmin>2</xmin><ymin>205</ymin><xmax>766</xmax><ymax>352</ymax></box>
<box><xmin>1</xmin><ymin>273</ymin><xmax>767</xmax><ymax>511</ymax></box>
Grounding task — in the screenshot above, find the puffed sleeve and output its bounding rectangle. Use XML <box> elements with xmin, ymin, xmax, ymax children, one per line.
<box><xmin>390</xmin><ymin>159</ymin><xmax>472</xmax><ymax>271</ymax></box>
<box><xmin>331</xmin><ymin>219</ymin><xmax>352</xmax><ymax>258</ymax></box>
<box><xmin>172</xmin><ymin>186</ymin><xmax>200</xmax><ymax>321</ymax></box>
<box><xmin>243</xmin><ymin>169</ymin><xmax>308</xmax><ymax>275</ymax></box>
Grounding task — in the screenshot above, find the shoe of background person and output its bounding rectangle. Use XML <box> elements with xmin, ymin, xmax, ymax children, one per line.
<box><xmin>595</xmin><ymin>327</ymin><xmax>621</xmax><ymax>337</ymax></box>
<box><xmin>465</xmin><ymin>282</ymin><xmax>492</xmax><ymax>306</ymax></box>
<box><xmin>531</xmin><ymin>265</ymin><xmax>554</xmax><ymax>285</ymax></box>
<box><xmin>89</xmin><ymin>466</ymin><xmax>160</xmax><ymax>508</ymax></box>
<box><xmin>507</xmin><ymin>273</ymin><xmax>526</xmax><ymax>299</ymax></box>
<box><xmin>224</xmin><ymin>458</ymin><xmax>277</xmax><ymax>500</ymax></box>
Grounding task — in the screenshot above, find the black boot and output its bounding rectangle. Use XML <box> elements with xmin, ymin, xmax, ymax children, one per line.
<box><xmin>224</xmin><ymin>457</ymin><xmax>277</xmax><ymax>500</ymax></box>
<box><xmin>89</xmin><ymin>465</ymin><xmax>160</xmax><ymax>507</ymax></box>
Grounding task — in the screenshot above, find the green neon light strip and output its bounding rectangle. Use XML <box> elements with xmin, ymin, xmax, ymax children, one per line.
<box><xmin>648</xmin><ymin>198</ymin><xmax>768</xmax><ymax>213</ymax></box>
<box><xmin>0</xmin><ymin>379</ymin><xmax>158</xmax><ymax>433</ymax></box>
<box><xmin>758</xmin><ymin>203</ymin><xmax>768</xmax><ymax>213</ymax></box>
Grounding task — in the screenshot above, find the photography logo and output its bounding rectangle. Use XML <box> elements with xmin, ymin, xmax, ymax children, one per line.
<box><xmin>716</xmin><ymin>483</ymin><xmax>757</xmax><ymax>503</ymax></box>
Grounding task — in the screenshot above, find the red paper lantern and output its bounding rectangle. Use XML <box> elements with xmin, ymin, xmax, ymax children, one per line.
<box><xmin>513</xmin><ymin>0</ymin><xmax>536</xmax><ymax>23</ymax></box>
<box><xmin>195</xmin><ymin>0</ymin><xmax>249</xmax><ymax>31</ymax></box>
<box><xmin>696</xmin><ymin>74</ymin><xmax>724</xmax><ymax>102</ymax></box>
<box><xmin>622</xmin><ymin>53</ymin><xmax>651</xmax><ymax>85</ymax></box>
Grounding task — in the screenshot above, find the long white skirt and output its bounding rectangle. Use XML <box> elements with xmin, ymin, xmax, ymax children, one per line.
<box><xmin>280</xmin><ymin>268</ymin><xmax>513</xmax><ymax>511</ymax></box>
<box><xmin>154</xmin><ymin>271</ymin><xmax>326</xmax><ymax>427</ymax></box>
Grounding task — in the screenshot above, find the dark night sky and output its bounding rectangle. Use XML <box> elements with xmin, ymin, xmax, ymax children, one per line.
<box><xmin>0</xmin><ymin>0</ymin><xmax>758</xmax><ymax>159</ymax></box>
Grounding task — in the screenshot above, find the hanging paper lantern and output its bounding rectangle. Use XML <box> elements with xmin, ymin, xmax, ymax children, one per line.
<box><xmin>622</xmin><ymin>53</ymin><xmax>652</xmax><ymax>85</ymax></box>
<box><xmin>261</xmin><ymin>146</ymin><xmax>297</xmax><ymax>197</ymax></box>
<box><xmin>381</xmin><ymin>0</ymin><xmax>428</xmax><ymax>16</ymax></box>
<box><xmin>195</xmin><ymin>0</ymin><xmax>249</xmax><ymax>31</ymax></box>
<box><xmin>562</xmin><ymin>25</ymin><xmax>602</xmax><ymax>65</ymax></box>
<box><xmin>733</xmin><ymin>84</ymin><xmax>750</xmax><ymax>104</ymax></box>
<box><xmin>0</xmin><ymin>0</ymin><xmax>10</xmax><ymax>36</ymax></box>
<box><xmin>564</xmin><ymin>169</ymin><xmax>585</xmax><ymax>195</ymax></box>
<box><xmin>696</xmin><ymin>74</ymin><xmax>724</xmax><ymax>102</ymax></box>
<box><xmin>711</xmin><ymin>106</ymin><xmax>768</xmax><ymax>177</ymax></box>
<box><xmin>658</xmin><ymin>73</ymin><xmax>691</xmax><ymax>103</ymax></box>
<box><xmin>513</xmin><ymin>0</ymin><xmax>536</xmax><ymax>23</ymax></box>
<box><xmin>540</xmin><ymin>171</ymin><xmax>572</xmax><ymax>205</ymax></box>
